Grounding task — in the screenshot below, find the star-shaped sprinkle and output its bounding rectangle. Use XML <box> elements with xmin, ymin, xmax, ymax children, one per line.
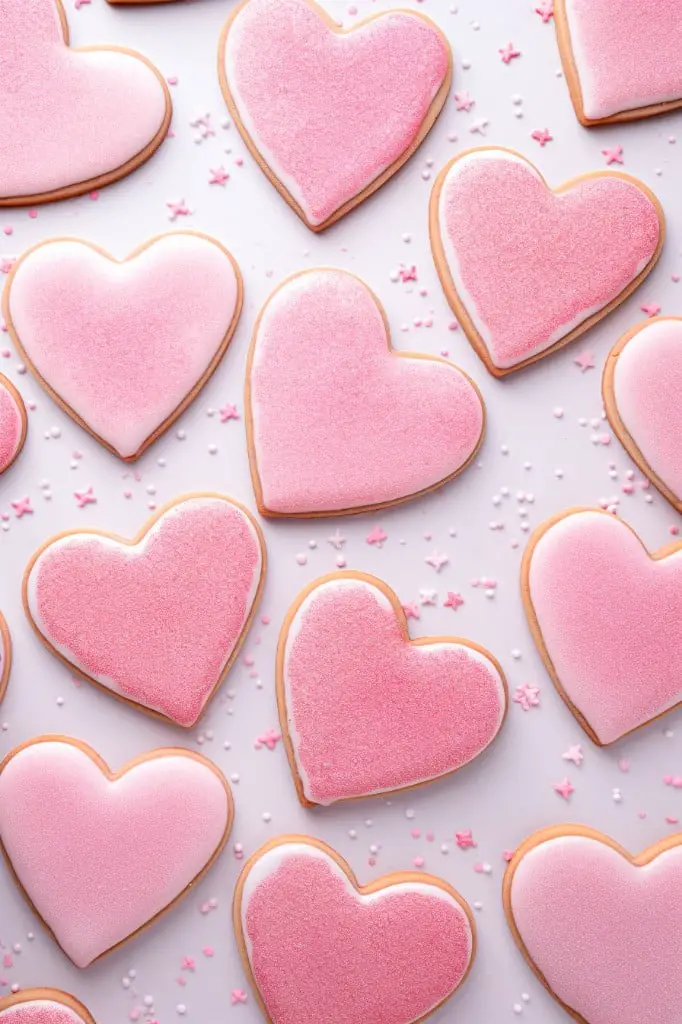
<box><xmin>499</xmin><ymin>43</ymin><xmax>521</xmax><ymax>64</ymax></box>
<box><xmin>402</xmin><ymin>602</ymin><xmax>420</xmax><ymax>620</ymax></box>
<box><xmin>640</xmin><ymin>303</ymin><xmax>661</xmax><ymax>317</ymax></box>
<box><xmin>455</xmin><ymin>829</ymin><xmax>477</xmax><ymax>849</ymax></box>
<box><xmin>602</xmin><ymin>145</ymin><xmax>624</xmax><ymax>165</ymax></box>
<box><xmin>0</xmin><ymin>258</ymin><xmax>15</xmax><ymax>274</ymax></box>
<box><xmin>535</xmin><ymin>1</ymin><xmax>553</xmax><ymax>21</ymax></box>
<box><xmin>554</xmin><ymin>778</ymin><xmax>575</xmax><ymax>801</ymax></box>
<box><xmin>190</xmin><ymin>113</ymin><xmax>216</xmax><ymax>138</ymax></box>
<box><xmin>443</xmin><ymin>591</ymin><xmax>464</xmax><ymax>610</ymax></box>
<box><xmin>574</xmin><ymin>349</ymin><xmax>595</xmax><ymax>372</ymax></box>
<box><xmin>366</xmin><ymin>525</ymin><xmax>387</xmax><ymax>546</ymax></box>
<box><xmin>327</xmin><ymin>529</ymin><xmax>346</xmax><ymax>550</ymax></box>
<box><xmin>231</xmin><ymin>990</ymin><xmax>248</xmax><ymax>1005</ymax></box>
<box><xmin>454</xmin><ymin>90</ymin><xmax>475</xmax><ymax>112</ymax></box>
<box><xmin>219</xmin><ymin>403</ymin><xmax>239</xmax><ymax>422</ymax></box>
<box><xmin>11</xmin><ymin>497</ymin><xmax>32</xmax><ymax>518</ymax></box>
<box><xmin>74</xmin><ymin>486</ymin><xmax>96</xmax><ymax>509</ymax></box>
<box><xmin>531</xmin><ymin>128</ymin><xmax>553</xmax><ymax>146</ymax></box>
<box><xmin>209</xmin><ymin>166</ymin><xmax>230</xmax><ymax>186</ymax></box>
<box><xmin>181</xmin><ymin>957</ymin><xmax>195</xmax><ymax>971</ymax></box>
<box><xmin>167</xmin><ymin>199</ymin><xmax>191</xmax><ymax>222</ymax></box>
<box><xmin>419</xmin><ymin>589</ymin><xmax>437</xmax><ymax>606</ymax></box>
<box><xmin>74</xmin><ymin>0</ymin><xmax>90</xmax><ymax>8</ymax></box>
<box><xmin>399</xmin><ymin>265</ymin><xmax>417</xmax><ymax>282</ymax></box>
<box><xmin>512</xmin><ymin>682</ymin><xmax>540</xmax><ymax>711</ymax></box>
<box><xmin>562</xmin><ymin>744</ymin><xmax>584</xmax><ymax>766</ymax></box>
<box><xmin>469</xmin><ymin>118</ymin><xmax>489</xmax><ymax>135</ymax></box>
<box><xmin>255</xmin><ymin>729</ymin><xmax>281</xmax><ymax>751</ymax></box>
<box><xmin>425</xmin><ymin>550</ymin><xmax>449</xmax><ymax>572</ymax></box>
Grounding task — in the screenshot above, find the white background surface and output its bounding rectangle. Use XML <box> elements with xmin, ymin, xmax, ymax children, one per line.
<box><xmin>1</xmin><ymin>0</ymin><xmax>682</xmax><ymax>1021</ymax></box>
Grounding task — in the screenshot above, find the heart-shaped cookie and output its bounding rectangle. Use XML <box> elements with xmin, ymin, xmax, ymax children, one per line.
<box><xmin>219</xmin><ymin>0</ymin><xmax>451</xmax><ymax>230</ymax></box>
<box><xmin>0</xmin><ymin>990</ymin><xmax>95</xmax><ymax>1023</ymax></box>
<box><xmin>24</xmin><ymin>493</ymin><xmax>265</xmax><ymax>727</ymax></box>
<box><xmin>246</xmin><ymin>269</ymin><xmax>485</xmax><ymax>516</ymax></box>
<box><xmin>603</xmin><ymin>318</ymin><xmax>682</xmax><ymax>514</ymax></box>
<box><xmin>0</xmin><ymin>375</ymin><xmax>26</xmax><ymax>474</ymax></box>
<box><xmin>430</xmin><ymin>147</ymin><xmax>664</xmax><ymax>375</ymax></box>
<box><xmin>504</xmin><ymin>825</ymin><xmax>682</xmax><ymax>1024</ymax></box>
<box><xmin>0</xmin><ymin>737</ymin><xmax>233</xmax><ymax>967</ymax></box>
<box><xmin>235</xmin><ymin>836</ymin><xmax>475</xmax><ymax>1024</ymax></box>
<box><xmin>278</xmin><ymin>572</ymin><xmax>507</xmax><ymax>805</ymax></box>
<box><xmin>0</xmin><ymin>0</ymin><xmax>170</xmax><ymax>204</ymax></box>
<box><xmin>555</xmin><ymin>0</ymin><xmax>682</xmax><ymax>125</ymax></box>
<box><xmin>4</xmin><ymin>233</ymin><xmax>242</xmax><ymax>461</ymax></box>
<box><xmin>522</xmin><ymin>507</ymin><xmax>682</xmax><ymax>745</ymax></box>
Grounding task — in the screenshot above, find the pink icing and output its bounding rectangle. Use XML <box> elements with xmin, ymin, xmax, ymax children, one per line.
<box><xmin>0</xmin><ymin>1004</ymin><xmax>87</xmax><ymax>1024</ymax></box>
<box><xmin>0</xmin><ymin>380</ymin><xmax>23</xmax><ymax>473</ymax></box>
<box><xmin>527</xmin><ymin>510</ymin><xmax>682</xmax><ymax>743</ymax></box>
<box><xmin>0</xmin><ymin>740</ymin><xmax>231</xmax><ymax>968</ymax></box>
<box><xmin>242</xmin><ymin>844</ymin><xmax>473</xmax><ymax>1024</ymax></box>
<box><xmin>510</xmin><ymin>833</ymin><xmax>682</xmax><ymax>1024</ymax></box>
<box><xmin>437</xmin><ymin>150</ymin><xmax>661</xmax><ymax>369</ymax></box>
<box><xmin>250</xmin><ymin>270</ymin><xmax>484</xmax><ymax>513</ymax></box>
<box><xmin>283</xmin><ymin>577</ymin><xmax>506</xmax><ymax>803</ymax></box>
<box><xmin>223</xmin><ymin>0</ymin><xmax>449</xmax><ymax>226</ymax></box>
<box><xmin>611</xmin><ymin>319</ymin><xmax>682</xmax><ymax>508</ymax></box>
<box><xmin>27</xmin><ymin>496</ymin><xmax>263</xmax><ymax>727</ymax></box>
<box><xmin>0</xmin><ymin>0</ymin><xmax>168</xmax><ymax>199</ymax></box>
<box><xmin>564</xmin><ymin>0</ymin><xmax>682</xmax><ymax>119</ymax></box>
<box><xmin>8</xmin><ymin>235</ymin><xmax>240</xmax><ymax>458</ymax></box>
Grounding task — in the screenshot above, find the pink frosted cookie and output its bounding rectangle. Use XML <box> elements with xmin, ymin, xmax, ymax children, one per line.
<box><xmin>0</xmin><ymin>375</ymin><xmax>27</xmax><ymax>473</ymax></box>
<box><xmin>219</xmin><ymin>0</ymin><xmax>451</xmax><ymax>230</ymax></box>
<box><xmin>523</xmin><ymin>507</ymin><xmax>682</xmax><ymax>744</ymax></box>
<box><xmin>4</xmin><ymin>233</ymin><xmax>242</xmax><ymax>460</ymax></box>
<box><xmin>504</xmin><ymin>825</ymin><xmax>682</xmax><ymax>1024</ymax></box>
<box><xmin>0</xmin><ymin>737</ymin><xmax>233</xmax><ymax>967</ymax></box>
<box><xmin>247</xmin><ymin>269</ymin><xmax>485</xmax><ymax>516</ymax></box>
<box><xmin>0</xmin><ymin>991</ymin><xmax>96</xmax><ymax>1023</ymax></box>
<box><xmin>235</xmin><ymin>836</ymin><xmax>475</xmax><ymax>1024</ymax></box>
<box><xmin>24</xmin><ymin>494</ymin><xmax>265</xmax><ymax>727</ymax></box>
<box><xmin>0</xmin><ymin>0</ymin><xmax>170</xmax><ymax>204</ymax></box>
<box><xmin>555</xmin><ymin>0</ymin><xmax>682</xmax><ymax>125</ymax></box>
<box><xmin>430</xmin><ymin>148</ymin><xmax>664</xmax><ymax>375</ymax></box>
<box><xmin>603</xmin><ymin>318</ymin><xmax>682</xmax><ymax>513</ymax></box>
<box><xmin>278</xmin><ymin>572</ymin><xmax>507</xmax><ymax>805</ymax></box>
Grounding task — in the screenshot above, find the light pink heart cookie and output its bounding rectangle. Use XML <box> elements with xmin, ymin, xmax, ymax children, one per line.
<box><xmin>219</xmin><ymin>0</ymin><xmax>451</xmax><ymax>230</ymax></box>
<box><xmin>0</xmin><ymin>0</ymin><xmax>170</xmax><ymax>204</ymax></box>
<box><xmin>4</xmin><ymin>233</ymin><xmax>242</xmax><ymax>460</ymax></box>
<box><xmin>603</xmin><ymin>318</ymin><xmax>682</xmax><ymax>513</ymax></box>
<box><xmin>278</xmin><ymin>572</ymin><xmax>507</xmax><ymax>805</ymax></box>
<box><xmin>24</xmin><ymin>494</ymin><xmax>265</xmax><ymax>727</ymax></box>
<box><xmin>235</xmin><ymin>837</ymin><xmax>475</xmax><ymax>1024</ymax></box>
<box><xmin>430</xmin><ymin>147</ymin><xmax>664</xmax><ymax>375</ymax></box>
<box><xmin>0</xmin><ymin>737</ymin><xmax>233</xmax><ymax>967</ymax></box>
<box><xmin>523</xmin><ymin>507</ymin><xmax>682</xmax><ymax>745</ymax></box>
<box><xmin>556</xmin><ymin>0</ymin><xmax>682</xmax><ymax>125</ymax></box>
<box><xmin>505</xmin><ymin>825</ymin><xmax>682</xmax><ymax>1024</ymax></box>
<box><xmin>0</xmin><ymin>990</ymin><xmax>96</xmax><ymax>1023</ymax></box>
<box><xmin>246</xmin><ymin>269</ymin><xmax>485</xmax><ymax>516</ymax></box>
<box><xmin>0</xmin><ymin>375</ymin><xmax>27</xmax><ymax>474</ymax></box>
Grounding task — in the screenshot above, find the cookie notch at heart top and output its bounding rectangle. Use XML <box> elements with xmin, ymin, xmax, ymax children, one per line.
<box><xmin>0</xmin><ymin>988</ymin><xmax>96</xmax><ymax>1022</ymax></box>
<box><xmin>504</xmin><ymin>824</ymin><xmax>682</xmax><ymax>1024</ymax></box>
<box><xmin>429</xmin><ymin>147</ymin><xmax>664</xmax><ymax>376</ymax></box>
<box><xmin>218</xmin><ymin>0</ymin><xmax>452</xmax><ymax>231</ymax></box>
<box><xmin>234</xmin><ymin>835</ymin><xmax>476</xmax><ymax>1024</ymax></box>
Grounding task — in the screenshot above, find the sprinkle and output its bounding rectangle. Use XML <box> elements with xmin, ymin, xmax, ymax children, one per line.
<box><xmin>553</xmin><ymin>778</ymin><xmax>575</xmax><ymax>801</ymax></box>
<box><xmin>574</xmin><ymin>349</ymin><xmax>595</xmax><ymax>372</ymax></box>
<box><xmin>512</xmin><ymin>682</ymin><xmax>540</xmax><ymax>711</ymax></box>
<box><xmin>602</xmin><ymin>145</ymin><xmax>624</xmax><ymax>165</ymax></box>
<box><xmin>562</xmin><ymin>744</ymin><xmax>583</xmax><ymax>766</ymax></box>
<box><xmin>531</xmin><ymin>128</ymin><xmax>553</xmax><ymax>146</ymax></box>
<box><xmin>443</xmin><ymin>591</ymin><xmax>464</xmax><ymax>610</ymax></box>
<box><xmin>640</xmin><ymin>303</ymin><xmax>661</xmax><ymax>317</ymax></box>
<box><xmin>499</xmin><ymin>43</ymin><xmax>521</xmax><ymax>63</ymax></box>
<box><xmin>366</xmin><ymin>525</ymin><xmax>387</xmax><ymax>546</ymax></box>
<box><xmin>455</xmin><ymin>829</ymin><xmax>477</xmax><ymax>849</ymax></box>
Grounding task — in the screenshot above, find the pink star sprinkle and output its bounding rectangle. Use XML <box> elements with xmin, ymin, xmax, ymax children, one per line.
<box><xmin>11</xmin><ymin>497</ymin><xmax>32</xmax><ymax>518</ymax></box>
<box><xmin>0</xmin><ymin>258</ymin><xmax>15</xmax><ymax>274</ymax></box>
<box><xmin>640</xmin><ymin>303</ymin><xmax>661</xmax><ymax>317</ymax></box>
<box><xmin>602</xmin><ymin>145</ymin><xmax>624</xmax><ymax>165</ymax></box>
<box><xmin>512</xmin><ymin>682</ymin><xmax>540</xmax><ymax>711</ymax></box>
<box><xmin>399</xmin><ymin>265</ymin><xmax>417</xmax><ymax>282</ymax></box>
<box><xmin>454</xmin><ymin>91</ymin><xmax>475</xmax><ymax>112</ymax></box>
<box><xmin>443</xmin><ymin>591</ymin><xmax>464</xmax><ymax>610</ymax></box>
<box><xmin>574</xmin><ymin>349</ymin><xmax>595</xmax><ymax>372</ymax></box>
<box><xmin>167</xmin><ymin>199</ymin><xmax>191</xmax><ymax>222</ymax></box>
<box><xmin>181</xmin><ymin>957</ymin><xmax>195</xmax><ymax>971</ymax></box>
<box><xmin>209</xmin><ymin>166</ymin><xmax>230</xmax><ymax>186</ymax></box>
<box><xmin>500</xmin><ymin>42</ymin><xmax>521</xmax><ymax>63</ymax></box>
<box><xmin>255</xmin><ymin>729</ymin><xmax>281</xmax><ymax>751</ymax></box>
<box><xmin>219</xmin><ymin>402</ymin><xmax>240</xmax><ymax>422</ymax></box>
<box><xmin>531</xmin><ymin>128</ymin><xmax>553</xmax><ymax>146</ymax></box>
<box><xmin>562</xmin><ymin>744</ymin><xmax>584</xmax><ymax>766</ymax></box>
<box><xmin>327</xmin><ymin>529</ymin><xmax>346</xmax><ymax>550</ymax></box>
<box><xmin>425</xmin><ymin>550</ymin><xmax>449</xmax><ymax>572</ymax></box>
<box><xmin>402</xmin><ymin>602</ymin><xmax>420</xmax><ymax>620</ymax></box>
<box><xmin>535</xmin><ymin>1</ymin><xmax>553</xmax><ymax>20</ymax></box>
<box><xmin>554</xmin><ymin>778</ymin><xmax>575</xmax><ymax>801</ymax></box>
<box><xmin>74</xmin><ymin>486</ymin><xmax>96</xmax><ymax>508</ymax></box>
<box><xmin>231</xmin><ymin>990</ymin><xmax>248</xmax><ymax>1005</ymax></box>
<box><xmin>366</xmin><ymin>525</ymin><xmax>387</xmax><ymax>546</ymax></box>
<box><xmin>455</xmin><ymin>829</ymin><xmax>477</xmax><ymax>849</ymax></box>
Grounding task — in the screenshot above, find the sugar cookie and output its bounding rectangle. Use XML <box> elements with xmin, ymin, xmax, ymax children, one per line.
<box><xmin>219</xmin><ymin>0</ymin><xmax>451</xmax><ymax>230</ymax></box>
<box><xmin>278</xmin><ymin>571</ymin><xmax>507</xmax><ymax>805</ymax></box>
<box><xmin>555</xmin><ymin>0</ymin><xmax>682</xmax><ymax>125</ymax></box>
<box><xmin>246</xmin><ymin>268</ymin><xmax>485</xmax><ymax>516</ymax></box>
<box><xmin>3</xmin><ymin>233</ymin><xmax>242</xmax><ymax>461</ymax></box>
<box><xmin>603</xmin><ymin>318</ymin><xmax>682</xmax><ymax>513</ymax></box>
<box><xmin>0</xmin><ymin>736</ymin><xmax>233</xmax><ymax>967</ymax></box>
<box><xmin>0</xmin><ymin>0</ymin><xmax>171</xmax><ymax>204</ymax></box>
<box><xmin>234</xmin><ymin>836</ymin><xmax>475</xmax><ymax>1024</ymax></box>
<box><xmin>522</xmin><ymin>507</ymin><xmax>682</xmax><ymax>744</ymax></box>
<box><xmin>0</xmin><ymin>990</ymin><xmax>95</xmax><ymax>1023</ymax></box>
<box><xmin>429</xmin><ymin>147</ymin><xmax>664</xmax><ymax>375</ymax></box>
<box><xmin>24</xmin><ymin>494</ymin><xmax>265</xmax><ymax>727</ymax></box>
<box><xmin>0</xmin><ymin>375</ymin><xmax>27</xmax><ymax>474</ymax></box>
<box><xmin>504</xmin><ymin>824</ymin><xmax>682</xmax><ymax>1024</ymax></box>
